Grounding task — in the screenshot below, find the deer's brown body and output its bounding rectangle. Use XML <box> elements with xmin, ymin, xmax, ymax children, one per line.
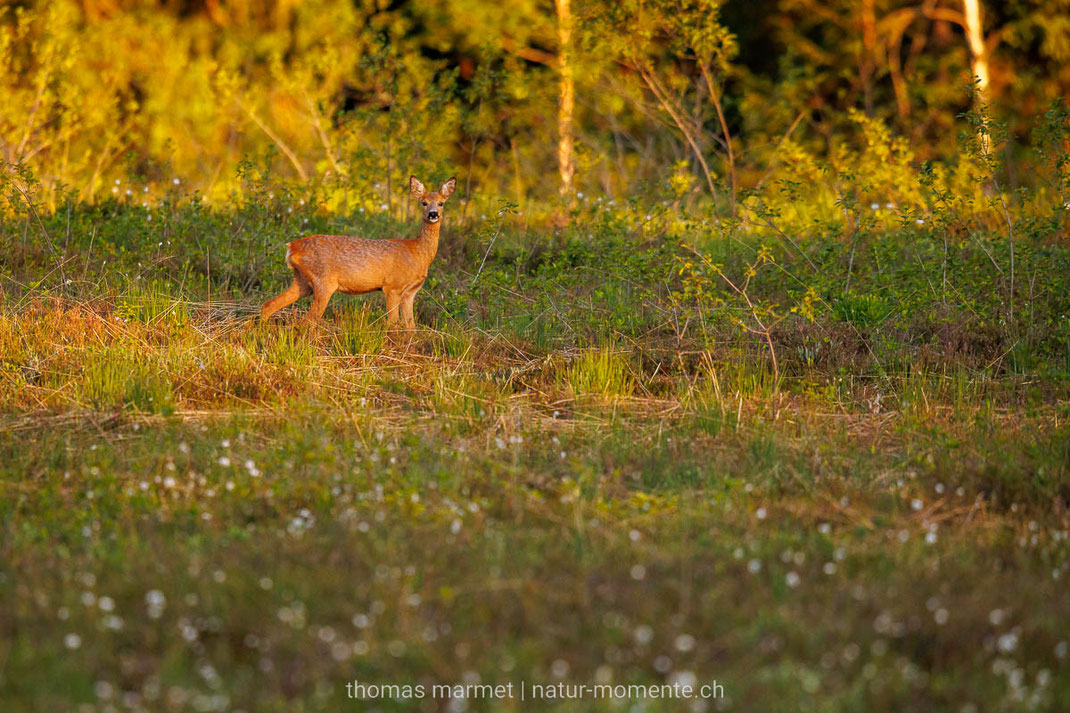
<box><xmin>260</xmin><ymin>176</ymin><xmax>455</xmax><ymax>328</ymax></box>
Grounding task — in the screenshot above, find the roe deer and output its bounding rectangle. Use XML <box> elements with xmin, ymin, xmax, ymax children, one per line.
<box><xmin>260</xmin><ymin>175</ymin><xmax>456</xmax><ymax>328</ymax></box>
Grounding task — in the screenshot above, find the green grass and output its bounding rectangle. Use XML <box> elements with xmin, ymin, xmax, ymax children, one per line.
<box><xmin>2</xmin><ymin>200</ymin><xmax>1069</xmax><ymax>712</ymax></box>
<box><xmin>562</xmin><ymin>348</ymin><xmax>635</xmax><ymax>398</ymax></box>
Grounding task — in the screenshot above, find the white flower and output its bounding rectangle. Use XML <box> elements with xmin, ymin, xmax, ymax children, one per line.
<box><xmin>674</xmin><ymin>634</ymin><xmax>695</xmax><ymax>652</ymax></box>
<box><xmin>998</xmin><ymin>632</ymin><xmax>1019</xmax><ymax>653</ymax></box>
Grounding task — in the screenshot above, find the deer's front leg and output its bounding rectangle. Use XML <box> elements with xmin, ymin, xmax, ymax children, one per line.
<box><xmin>383</xmin><ymin>288</ymin><xmax>402</xmax><ymax>327</ymax></box>
<box><xmin>400</xmin><ymin>281</ymin><xmax>423</xmax><ymax>329</ymax></box>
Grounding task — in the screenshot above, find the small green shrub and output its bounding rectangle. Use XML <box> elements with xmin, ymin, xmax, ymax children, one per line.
<box><xmin>833</xmin><ymin>293</ymin><xmax>891</xmax><ymax>327</ymax></box>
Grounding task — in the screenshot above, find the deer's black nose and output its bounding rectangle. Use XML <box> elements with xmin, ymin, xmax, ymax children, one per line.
<box><xmin>428</xmin><ymin>211</ymin><xmax>439</xmax><ymax>220</ymax></box>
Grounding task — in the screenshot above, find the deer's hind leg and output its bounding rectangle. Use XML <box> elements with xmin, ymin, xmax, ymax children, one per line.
<box><xmin>305</xmin><ymin>278</ymin><xmax>337</xmax><ymax>322</ymax></box>
<box><xmin>261</xmin><ymin>275</ymin><xmax>312</xmax><ymax>322</ymax></box>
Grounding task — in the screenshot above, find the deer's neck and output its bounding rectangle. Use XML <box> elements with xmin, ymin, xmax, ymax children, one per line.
<box><xmin>414</xmin><ymin>220</ymin><xmax>440</xmax><ymax>265</ymax></box>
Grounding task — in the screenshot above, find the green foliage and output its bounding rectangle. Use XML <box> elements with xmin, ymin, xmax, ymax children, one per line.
<box><xmin>0</xmin><ymin>0</ymin><xmax>1067</xmax><ymax>221</ymax></box>
<box><xmin>833</xmin><ymin>293</ymin><xmax>891</xmax><ymax>327</ymax></box>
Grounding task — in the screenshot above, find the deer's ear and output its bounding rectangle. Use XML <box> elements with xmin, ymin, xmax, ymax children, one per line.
<box><xmin>439</xmin><ymin>176</ymin><xmax>457</xmax><ymax>199</ymax></box>
<box><xmin>410</xmin><ymin>176</ymin><xmax>426</xmax><ymax>197</ymax></box>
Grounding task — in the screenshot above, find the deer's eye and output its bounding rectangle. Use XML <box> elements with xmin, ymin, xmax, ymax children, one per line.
<box><xmin>421</xmin><ymin>201</ymin><xmax>427</xmax><ymax>206</ymax></box>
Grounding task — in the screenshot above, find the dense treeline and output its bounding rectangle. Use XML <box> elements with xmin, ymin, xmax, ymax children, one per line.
<box><xmin>2</xmin><ymin>0</ymin><xmax>1069</xmax><ymax>210</ymax></box>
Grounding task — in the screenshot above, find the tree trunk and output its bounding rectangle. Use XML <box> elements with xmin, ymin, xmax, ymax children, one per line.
<box><xmin>962</xmin><ymin>0</ymin><xmax>989</xmax><ymax>102</ymax></box>
<box><xmin>555</xmin><ymin>0</ymin><xmax>575</xmax><ymax>198</ymax></box>
<box><xmin>860</xmin><ymin>0</ymin><xmax>877</xmax><ymax>116</ymax></box>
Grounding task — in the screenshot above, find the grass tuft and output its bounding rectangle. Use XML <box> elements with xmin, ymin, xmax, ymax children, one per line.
<box><xmin>562</xmin><ymin>348</ymin><xmax>635</xmax><ymax>398</ymax></box>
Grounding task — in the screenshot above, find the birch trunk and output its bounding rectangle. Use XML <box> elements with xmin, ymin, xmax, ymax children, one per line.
<box><xmin>555</xmin><ymin>0</ymin><xmax>575</xmax><ymax>198</ymax></box>
<box><xmin>860</xmin><ymin>0</ymin><xmax>877</xmax><ymax>115</ymax></box>
<box><xmin>962</xmin><ymin>0</ymin><xmax>989</xmax><ymax>101</ymax></box>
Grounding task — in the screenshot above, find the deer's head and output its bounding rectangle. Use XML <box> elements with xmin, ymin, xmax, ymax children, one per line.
<box><xmin>410</xmin><ymin>176</ymin><xmax>456</xmax><ymax>225</ymax></box>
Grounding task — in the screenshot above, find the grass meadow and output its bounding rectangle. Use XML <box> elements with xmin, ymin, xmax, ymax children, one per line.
<box><xmin>2</xmin><ymin>190</ymin><xmax>1069</xmax><ymax>712</ymax></box>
